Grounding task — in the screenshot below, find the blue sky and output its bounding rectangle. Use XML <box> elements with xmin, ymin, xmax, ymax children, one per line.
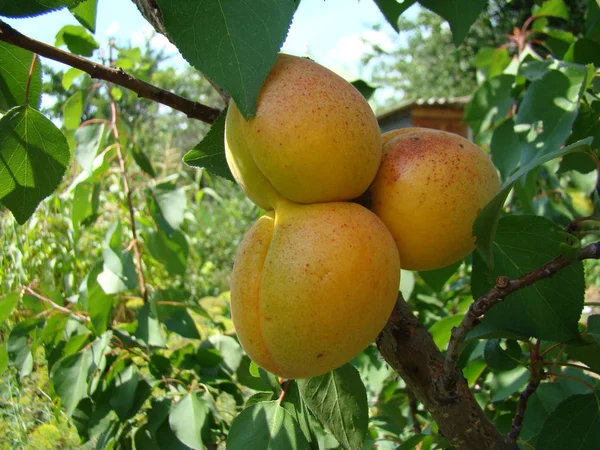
<box><xmin>5</xmin><ymin>0</ymin><xmax>415</xmax><ymax>75</ymax></box>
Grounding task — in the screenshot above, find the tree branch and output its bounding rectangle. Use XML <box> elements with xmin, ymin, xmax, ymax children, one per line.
<box><xmin>508</xmin><ymin>378</ymin><xmax>540</xmax><ymax>442</ymax></box>
<box><xmin>443</xmin><ymin>241</ymin><xmax>600</xmax><ymax>389</ymax></box>
<box><xmin>377</xmin><ymin>296</ymin><xmax>516</xmax><ymax>450</ymax></box>
<box><xmin>0</xmin><ymin>19</ymin><xmax>221</xmax><ymax>124</ymax></box>
<box><xmin>22</xmin><ymin>286</ymin><xmax>89</xmax><ymax>323</ymax></box>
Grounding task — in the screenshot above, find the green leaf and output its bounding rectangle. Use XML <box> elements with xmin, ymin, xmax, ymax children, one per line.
<box><xmin>51</xmin><ymin>333</ymin><xmax>112</xmax><ymax>417</ymax></box>
<box><xmin>97</xmin><ymin>222</ymin><xmax>138</xmax><ymax>294</ymax></box>
<box><xmin>534</xmin><ymin>0</ymin><xmax>569</xmax><ymax>20</ymax></box>
<box><xmin>483</xmin><ymin>339</ymin><xmax>522</xmax><ymax>371</ymax></box>
<box><xmin>74</xmin><ymin>123</ymin><xmax>106</xmax><ymax>174</ymax></box>
<box><xmin>149</xmin><ymin>182</ymin><xmax>187</xmax><ymax>233</ymax></box>
<box><xmin>588</xmin><ymin>315</ymin><xmax>600</xmax><ymax>345</ymax></box>
<box><xmin>70</xmin><ymin>0</ymin><xmax>98</xmax><ymax>33</ymax></box>
<box><xmin>130</xmin><ymin>143</ymin><xmax>156</xmax><ymax>178</ymax></box>
<box><xmin>0</xmin><ymin>0</ymin><xmax>84</xmax><ymax>17</ymax></box>
<box><xmin>154</xmin><ymin>290</ymin><xmax>200</xmax><ymax>339</ymax></box>
<box><xmin>0</xmin><ymin>106</ymin><xmax>71</xmax><ymax>224</ymax></box>
<box><xmin>473</xmin><ymin>137</ymin><xmax>591</xmax><ymax>268</ymax></box>
<box><xmin>201</xmin><ymin>334</ymin><xmax>243</xmax><ymax>373</ymax></box>
<box><xmin>586</xmin><ymin>0</ymin><xmax>600</xmax><ymax>40</ymax></box>
<box><xmin>63</xmin><ymin>91</ymin><xmax>84</xmax><ymax>130</ymax></box>
<box><xmin>6</xmin><ymin>319</ymin><xmax>41</xmax><ymax>377</ymax></box>
<box><xmin>298</xmin><ymin>364</ymin><xmax>368</xmax><ymax>450</ymax></box>
<box><xmin>246</xmin><ymin>392</ymin><xmax>276</xmax><ymax>408</ymax></box>
<box><xmin>428</xmin><ymin>314</ymin><xmax>464</xmax><ymax>351</ymax></box>
<box><xmin>471</xmin><ymin>215</ymin><xmax>584</xmax><ymax>343</ymax></box>
<box><xmin>372</xmin><ymin>0</ymin><xmax>416</xmax><ymax>32</ymax></box>
<box><xmin>564</xmin><ymin>39</ymin><xmax>600</xmax><ymax>66</ymax></box>
<box><xmin>51</xmin><ymin>351</ymin><xmax>90</xmax><ymax>416</ymax></box>
<box><xmin>489</xmin><ymin>118</ymin><xmax>521</xmax><ymax>180</ymax></box>
<box><xmin>350</xmin><ymin>80</ymin><xmax>376</xmax><ymax>101</ymax></box>
<box><xmin>136</xmin><ymin>303</ymin><xmax>166</xmax><ymax>348</ymax></box>
<box><xmin>0</xmin><ymin>341</ymin><xmax>7</xmax><ymax>375</ymax></box>
<box><xmin>0</xmin><ymin>292</ymin><xmax>19</xmax><ymax>323</ymax></box>
<box><xmin>85</xmin><ymin>263</ymin><xmax>113</xmax><ymax>336</ymax></box>
<box><xmin>536</xmin><ymin>391</ymin><xmax>600</xmax><ymax>449</ymax></box>
<box><xmin>147</xmin><ymin>228</ymin><xmax>189</xmax><ymax>276</ymax></box>
<box><xmin>419</xmin><ymin>260</ymin><xmax>461</xmax><ymax>292</ymax></box>
<box><xmin>463</xmin><ymin>74</ymin><xmax>514</xmax><ymax>139</ymax></box>
<box><xmin>280</xmin><ymin>381</ymin><xmax>319</xmax><ymax>448</ymax></box>
<box><xmin>156</xmin><ymin>0</ymin><xmax>296</xmax><ymax>119</ymax></box>
<box><xmin>227</xmin><ymin>400</ymin><xmax>310</xmax><ymax>450</ymax></box>
<box><xmin>520</xmin><ymin>383</ymin><xmax>569</xmax><ymax>441</ymax></box>
<box><xmin>516</xmin><ymin>62</ymin><xmax>587</xmax><ymax>166</ymax></box>
<box><xmin>473</xmin><ymin>47</ymin><xmax>511</xmax><ymax>79</ymax></box>
<box><xmin>184</xmin><ymin>109</ymin><xmax>233</xmax><ymax>181</ymax></box>
<box><xmin>71</xmin><ymin>181</ymin><xmax>100</xmax><ymax>232</ymax></box>
<box><xmin>109</xmin><ymin>364</ymin><xmax>140</xmax><ymax>420</ymax></box>
<box><xmin>62</xmin><ymin>67</ymin><xmax>85</xmax><ymax>90</ymax></box>
<box><xmin>420</xmin><ymin>0</ymin><xmax>488</xmax><ymax>46</ymax></box>
<box><xmin>55</xmin><ymin>24</ymin><xmax>99</xmax><ymax>57</ymax></box>
<box><xmin>489</xmin><ymin>366</ymin><xmax>529</xmax><ymax>402</ymax></box>
<box><xmin>0</xmin><ymin>42</ymin><xmax>42</xmax><ymax>111</ymax></box>
<box><xmin>169</xmin><ymin>393</ymin><xmax>209</xmax><ymax>450</ymax></box>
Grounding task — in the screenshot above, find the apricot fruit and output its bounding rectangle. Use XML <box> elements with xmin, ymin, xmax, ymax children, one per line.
<box><xmin>369</xmin><ymin>128</ymin><xmax>501</xmax><ymax>271</ymax></box>
<box><xmin>230</xmin><ymin>201</ymin><xmax>400</xmax><ymax>379</ymax></box>
<box><xmin>225</xmin><ymin>54</ymin><xmax>381</xmax><ymax>209</ymax></box>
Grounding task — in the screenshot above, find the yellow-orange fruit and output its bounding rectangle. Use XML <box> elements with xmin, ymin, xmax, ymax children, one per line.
<box><xmin>230</xmin><ymin>201</ymin><xmax>400</xmax><ymax>379</ymax></box>
<box><xmin>225</xmin><ymin>54</ymin><xmax>382</xmax><ymax>209</ymax></box>
<box><xmin>369</xmin><ymin>128</ymin><xmax>501</xmax><ymax>271</ymax></box>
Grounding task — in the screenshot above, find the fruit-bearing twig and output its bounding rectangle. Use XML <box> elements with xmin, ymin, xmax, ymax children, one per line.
<box><xmin>0</xmin><ymin>19</ymin><xmax>221</xmax><ymax>124</ymax></box>
<box><xmin>442</xmin><ymin>241</ymin><xmax>600</xmax><ymax>389</ymax></box>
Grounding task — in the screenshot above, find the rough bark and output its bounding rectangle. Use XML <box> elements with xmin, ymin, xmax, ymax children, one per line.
<box><xmin>377</xmin><ymin>297</ymin><xmax>516</xmax><ymax>450</ymax></box>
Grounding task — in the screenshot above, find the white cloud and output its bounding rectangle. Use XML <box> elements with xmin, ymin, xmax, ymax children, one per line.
<box><xmin>324</xmin><ymin>30</ymin><xmax>394</xmax><ymax>79</ymax></box>
<box><xmin>105</xmin><ymin>21</ymin><xmax>120</xmax><ymax>36</ymax></box>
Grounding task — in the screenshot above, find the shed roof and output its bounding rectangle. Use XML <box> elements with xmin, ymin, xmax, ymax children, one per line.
<box><xmin>377</xmin><ymin>96</ymin><xmax>471</xmax><ymax>120</ymax></box>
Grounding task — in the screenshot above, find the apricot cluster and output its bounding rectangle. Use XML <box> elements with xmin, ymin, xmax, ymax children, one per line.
<box><xmin>225</xmin><ymin>54</ymin><xmax>500</xmax><ymax>379</ymax></box>
<box><xmin>226</xmin><ymin>54</ymin><xmax>400</xmax><ymax>379</ymax></box>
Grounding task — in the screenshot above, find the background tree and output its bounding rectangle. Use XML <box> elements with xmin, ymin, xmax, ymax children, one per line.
<box><xmin>362</xmin><ymin>0</ymin><xmax>589</xmax><ymax>107</ymax></box>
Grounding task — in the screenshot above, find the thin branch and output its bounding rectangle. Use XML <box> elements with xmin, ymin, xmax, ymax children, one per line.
<box><xmin>0</xmin><ymin>19</ymin><xmax>221</xmax><ymax>124</ymax></box>
<box><xmin>108</xmin><ymin>91</ymin><xmax>148</xmax><ymax>303</ymax></box>
<box><xmin>545</xmin><ymin>371</ymin><xmax>596</xmax><ymax>392</ymax></box>
<box><xmin>543</xmin><ymin>361</ymin><xmax>600</xmax><ymax>377</ymax></box>
<box><xmin>22</xmin><ymin>286</ymin><xmax>89</xmax><ymax>323</ymax></box>
<box><xmin>507</xmin><ymin>379</ymin><xmax>540</xmax><ymax>442</ymax></box>
<box><xmin>443</xmin><ymin>241</ymin><xmax>600</xmax><ymax>389</ymax></box>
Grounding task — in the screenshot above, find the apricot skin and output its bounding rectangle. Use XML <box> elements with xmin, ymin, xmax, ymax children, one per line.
<box><xmin>225</xmin><ymin>54</ymin><xmax>382</xmax><ymax>208</ymax></box>
<box><xmin>230</xmin><ymin>202</ymin><xmax>400</xmax><ymax>379</ymax></box>
<box><xmin>369</xmin><ymin>128</ymin><xmax>501</xmax><ymax>271</ymax></box>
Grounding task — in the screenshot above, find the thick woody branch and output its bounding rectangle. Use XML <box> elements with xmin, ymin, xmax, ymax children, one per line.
<box><xmin>0</xmin><ymin>20</ymin><xmax>221</xmax><ymax>124</ymax></box>
<box><xmin>443</xmin><ymin>241</ymin><xmax>600</xmax><ymax>388</ymax></box>
<box><xmin>377</xmin><ymin>296</ymin><xmax>516</xmax><ymax>450</ymax></box>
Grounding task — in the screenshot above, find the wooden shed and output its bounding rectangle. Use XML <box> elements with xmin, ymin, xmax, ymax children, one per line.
<box><xmin>377</xmin><ymin>96</ymin><xmax>471</xmax><ymax>139</ymax></box>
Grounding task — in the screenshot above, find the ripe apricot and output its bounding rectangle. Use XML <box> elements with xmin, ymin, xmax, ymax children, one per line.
<box><xmin>225</xmin><ymin>54</ymin><xmax>381</xmax><ymax>209</ymax></box>
<box><xmin>369</xmin><ymin>128</ymin><xmax>500</xmax><ymax>271</ymax></box>
<box><xmin>230</xmin><ymin>201</ymin><xmax>400</xmax><ymax>379</ymax></box>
